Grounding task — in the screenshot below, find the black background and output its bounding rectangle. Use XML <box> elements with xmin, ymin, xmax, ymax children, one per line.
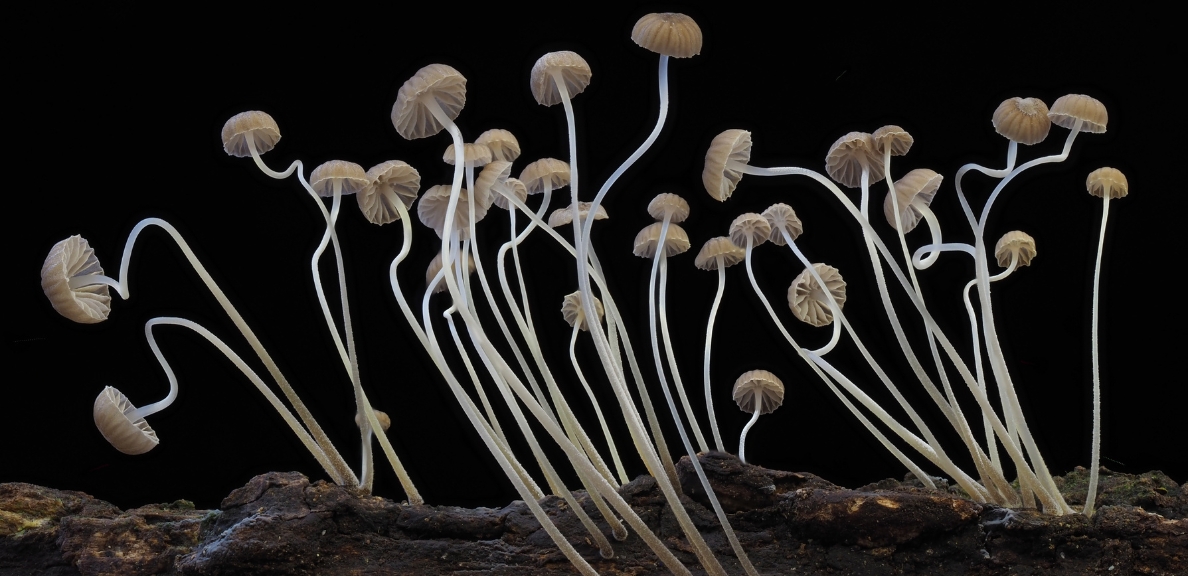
<box><xmin>7</xmin><ymin>5</ymin><xmax>1182</xmax><ymax>511</ymax></box>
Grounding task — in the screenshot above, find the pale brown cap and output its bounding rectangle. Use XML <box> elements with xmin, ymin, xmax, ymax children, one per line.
<box><xmin>732</xmin><ymin>370</ymin><xmax>784</xmax><ymax>415</ymax></box>
<box><xmin>549</xmin><ymin>202</ymin><xmax>608</xmax><ymax>227</ymax></box>
<box><xmin>426</xmin><ymin>251</ymin><xmax>476</xmax><ymax>294</ymax></box>
<box><xmin>474</xmin><ymin>160</ymin><xmax>513</xmax><ymax>210</ymax></box>
<box><xmin>762</xmin><ymin>203</ymin><xmax>803</xmax><ymax>246</ymax></box>
<box><xmin>530</xmin><ymin>51</ymin><xmax>592</xmax><ymax>107</ymax></box>
<box><xmin>519</xmin><ymin>158</ymin><xmax>571</xmax><ymax>194</ymax></box>
<box><xmin>42</xmin><ymin>235</ymin><xmax>112</xmax><ymax>324</ymax></box>
<box><xmin>416</xmin><ymin>185</ymin><xmax>489</xmax><ymax>239</ymax></box>
<box><xmin>94</xmin><ymin>386</ymin><xmax>159</xmax><ymax>455</ymax></box>
<box><xmin>729</xmin><ymin>212</ymin><xmax>772</xmax><ymax>249</ymax></box>
<box><xmin>360</xmin><ymin>160</ymin><xmax>421</xmax><ymax>226</ymax></box>
<box><xmin>1085</xmin><ymin>167</ymin><xmax>1128</xmax><ymax>199</ymax></box>
<box><xmin>647</xmin><ymin>193</ymin><xmax>690</xmax><ymax>223</ymax></box>
<box><xmin>633</xmin><ymin>222</ymin><xmax>691</xmax><ymax>258</ymax></box>
<box><xmin>788</xmin><ymin>263</ymin><xmax>847</xmax><ymax>327</ymax></box>
<box><xmin>475</xmin><ymin>129</ymin><xmax>521</xmax><ymax>162</ymax></box>
<box><xmin>492</xmin><ymin>177</ymin><xmax>528</xmax><ymax>210</ymax></box>
<box><xmin>703</xmin><ymin>129</ymin><xmax>752</xmax><ymax>201</ymax></box>
<box><xmin>883</xmin><ymin>168</ymin><xmax>943</xmax><ymax>233</ymax></box>
<box><xmin>391</xmin><ymin>64</ymin><xmax>467</xmax><ymax>140</ymax></box>
<box><xmin>994</xmin><ymin>231</ymin><xmax>1037</xmax><ymax>268</ymax></box>
<box><xmin>992</xmin><ymin>97</ymin><xmax>1051</xmax><ymax>145</ymax></box>
<box><xmin>443</xmin><ymin>142</ymin><xmax>493</xmax><ymax>167</ymax></box>
<box><xmin>356</xmin><ymin>409</ymin><xmax>391</xmax><ymax>431</ymax></box>
<box><xmin>222</xmin><ymin>111</ymin><xmax>281</xmax><ymax>158</ymax></box>
<box><xmin>310</xmin><ymin>160</ymin><xmax>369</xmax><ymax>198</ymax></box>
<box><xmin>825</xmin><ymin>132</ymin><xmax>885</xmax><ymax>188</ymax></box>
<box><xmin>1048</xmin><ymin>94</ymin><xmax>1107</xmax><ymax>133</ymax></box>
<box><xmin>694</xmin><ymin>236</ymin><xmax>745</xmax><ymax>270</ymax></box>
<box><xmin>872</xmin><ymin>125</ymin><xmax>914</xmax><ymax>157</ymax></box>
<box><xmin>631</xmin><ymin>13</ymin><xmax>703</xmax><ymax>58</ymax></box>
<box><xmin>561</xmin><ymin>291</ymin><xmax>604</xmax><ymax>331</ymax></box>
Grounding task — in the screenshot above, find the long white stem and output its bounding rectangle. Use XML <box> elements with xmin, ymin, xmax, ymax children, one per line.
<box><xmin>704</xmin><ymin>263</ymin><xmax>728</xmax><ymax>451</ymax></box>
<box><xmin>1085</xmin><ymin>194</ymin><xmax>1111</xmax><ymax>517</ymax></box>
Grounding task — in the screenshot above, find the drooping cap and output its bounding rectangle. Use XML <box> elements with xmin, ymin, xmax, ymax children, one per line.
<box><xmin>492</xmin><ymin>177</ymin><xmax>528</xmax><ymax>210</ymax></box>
<box><xmin>762</xmin><ymin>203</ymin><xmax>803</xmax><ymax>246</ymax></box>
<box><xmin>872</xmin><ymin>125</ymin><xmax>914</xmax><ymax>157</ymax></box>
<box><xmin>426</xmin><ymin>251</ymin><xmax>476</xmax><ymax>294</ymax></box>
<box><xmin>475</xmin><ymin>129</ymin><xmax>521</xmax><ymax>162</ymax></box>
<box><xmin>310</xmin><ymin>160</ymin><xmax>369</xmax><ymax>198</ymax></box>
<box><xmin>788</xmin><ymin>263</ymin><xmax>847</xmax><ymax>327</ymax></box>
<box><xmin>992</xmin><ymin>97</ymin><xmax>1051</xmax><ymax>145</ymax></box>
<box><xmin>548</xmin><ymin>202</ymin><xmax>608</xmax><ymax>227</ymax></box>
<box><xmin>42</xmin><ymin>235</ymin><xmax>112</xmax><ymax>324</ymax></box>
<box><xmin>825</xmin><ymin>132</ymin><xmax>885</xmax><ymax>188</ymax></box>
<box><xmin>443</xmin><ymin>142</ymin><xmax>493</xmax><ymax>167</ymax></box>
<box><xmin>1048</xmin><ymin>94</ymin><xmax>1107</xmax><ymax>133</ymax></box>
<box><xmin>530</xmin><ymin>51</ymin><xmax>592</xmax><ymax>107</ymax></box>
<box><xmin>703</xmin><ymin>129</ymin><xmax>752</xmax><ymax>201</ymax></box>
<box><xmin>1085</xmin><ymin>167</ymin><xmax>1128</xmax><ymax>199</ymax></box>
<box><xmin>732</xmin><ymin>370</ymin><xmax>784</xmax><ymax>415</ymax></box>
<box><xmin>647</xmin><ymin>193</ymin><xmax>690</xmax><ymax>223</ymax></box>
<box><xmin>519</xmin><ymin>158</ymin><xmax>571</xmax><ymax>194</ymax></box>
<box><xmin>729</xmin><ymin>212</ymin><xmax>772</xmax><ymax>248</ymax></box>
<box><xmin>473</xmin><ymin>160</ymin><xmax>513</xmax><ymax>210</ymax></box>
<box><xmin>694</xmin><ymin>237</ymin><xmax>745</xmax><ymax>270</ymax></box>
<box><xmin>633</xmin><ymin>222</ymin><xmax>691</xmax><ymax>258</ymax></box>
<box><xmin>416</xmin><ymin>185</ymin><xmax>489</xmax><ymax>239</ymax></box>
<box><xmin>391</xmin><ymin>64</ymin><xmax>467</xmax><ymax>140</ymax></box>
<box><xmin>94</xmin><ymin>386</ymin><xmax>159</xmax><ymax>455</ymax></box>
<box><xmin>561</xmin><ymin>291</ymin><xmax>604</xmax><ymax>331</ymax></box>
<box><xmin>221</xmin><ymin>111</ymin><xmax>281</xmax><ymax>157</ymax></box>
<box><xmin>359</xmin><ymin>160</ymin><xmax>420</xmax><ymax>226</ymax></box>
<box><xmin>883</xmin><ymin>168</ymin><xmax>943</xmax><ymax>233</ymax></box>
<box><xmin>631</xmin><ymin>13</ymin><xmax>703</xmax><ymax>58</ymax></box>
<box><xmin>994</xmin><ymin>231</ymin><xmax>1037</xmax><ymax>267</ymax></box>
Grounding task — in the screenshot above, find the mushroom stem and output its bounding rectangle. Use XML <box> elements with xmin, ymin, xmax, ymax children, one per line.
<box><xmin>738</xmin><ymin>405</ymin><xmax>761</xmax><ymax>463</ymax></box>
<box><xmin>704</xmin><ymin>261</ymin><xmax>728</xmax><ymax>451</ymax></box>
<box><xmin>1085</xmin><ymin>194</ymin><xmax>1113</xmax><ymax>517</ymax></box>
<box><xmin>570</xmin><ymin>326</ymin><xmax>629</xmax><ymax>484</ymax></box>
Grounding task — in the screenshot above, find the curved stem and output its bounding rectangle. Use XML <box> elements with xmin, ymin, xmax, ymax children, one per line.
<box><xmin>738</xmin><ymin>405</ymin><xmax>761</xmax><ymax>464</ymax></box>
<box><xmin>704</xmin><ymin>263</ymin><xmax>728</xmax><ymax>452</ymax></box>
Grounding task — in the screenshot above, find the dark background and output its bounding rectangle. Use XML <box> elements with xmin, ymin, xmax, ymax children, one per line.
<box><xmin>7</xmin><ymin>6</ymin><xmax>1181</xmax><ymax>511</ymax></box>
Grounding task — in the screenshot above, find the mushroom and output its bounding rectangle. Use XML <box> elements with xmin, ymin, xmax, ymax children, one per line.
<box><xmin>221</xmin><ymin>110</ymin><xmax>281</xmax><ymax>158</ymax></box>
<box><xmin>359</xmin><ymin>161</ymin><xmax>420</xmax><ymax>226</ymax></box>
<box><xmin>825</xmin><ymin>131</ymin><xmax>885</xmax><ymax>189</ymax></box>
<box><xmin>694</xmin><ymin>237</ymin><xmax>746</xmax><ymax>452</ymax></box>
<box><xmin>993</xmin><ymin>97</ymin><xmax>1051</xmax><ymax>145</ymax></box>
<box><xmin>993</xmin><ymin>231</ymin><xmax>1037</xmax><ymax>269</ymax></box>
<box><xmin>41</xmin><ymin>235</ymin><xmax>112</xmax><ymax>324</ymax></box>
<box><xmin>788</xmin><ymin>263</ymin><xmax>847</xmax><ymax>328</ymax></box>
<box><xmin>883</xmin><ymin>168</ymin><xmax>943</xmax><ymax>234</ymax></box>
<box><xmin>391</xmin><ymin>63</ymin><xmax>467</xmax><ymax>141</ymax></box>
<box><xmin>549</xmin><ymin>202</ymin><xmax>608</xmax><ymax>228</ymax></box>
<box><xmin>631</xmin><ymin>12</ymin><xmax>703</xmax><ymax>58</ymax></box>
<box><xmin>417</xmin><ymin>184</ymin><xmax>489</xmax><ymax>240</ymax></box>
<box><xmin>732</xmin><ymin>369</ymin><xmax>784</xmax><ymax>463</ymax></box>
<box><xmin>94</xmin><ymin>386</ymin><xmax>160</xmax><ymax>455</ymax></box>
<box><xmin>475</xmin><ymin>129</ymin><xmax>521</xmax><ymax>162</ymax></box>
<box><xmin>703</xmin><ymin>129</ymin><xmax>752</xmax><ymax>201</ymax></box>
<box><xmin>1049</xmin><ymin>94</ymin><xmax>1108</xmax><ymax>134</ymax></box>
<box><xmin>761</xmin><ymin>203</ymin><xmax>803</xmax><ymax>246</ymax></box>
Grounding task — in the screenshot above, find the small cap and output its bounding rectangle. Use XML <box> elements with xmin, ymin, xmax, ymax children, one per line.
<box><xmin>883</xmin><ymin>168</ymin><xmax>943</xmax><ymax>233</ymax></box>
<box><xmin>647</xmin><ymin>193</ymin><xmax>690</xmax><ymax>223</ymax></box>
<box><xmin>992</xmin><ymin>97</ymin><xmax>1051</xmax><ymax>145</ymax></box>
<box><xmin>732</xmin><ymin>370</ymin><xmax>784</xmax><ymax>415</ymax></box>
<box><xmin>310</xmin><ymin>160</ymin><xmax>369</xmax><ymax>198</ymax></box>
<box><xmin>443</xmin><ymin>142</ymin><xmax>493</xmax><ymax>167</ymax></box>
<box><xmin>519</xmin><ymin>158</ymin><xmax>571</xmax><ymax>194</ymax></box>
<box><xmin>530</xmin><ymin>51</ymin><xmax>592</xmax><ymax>107</ymax></box>
<box><xmin>474</xmin><ymin>160</ymin><xmax>513</xmax><ymax>210</ymax></box>
<box><xmin>561</xmin><ymin>291</ymin><xmax>604</xmax><ymax>332</ymax></box>
<box><xmin>994</xmin><ymin>231</ymin><xmax>1037</xmax><ymax>268</ymax></box>
<box><xmin>475</xmin><ymin>129</ymin><xmax>521</xmax><ymax>162</ymax></box>
<box><xmin>762</xmin><ymin>203</ymin><xmax>803</xmax><ymax>246</ymax></box>
<box><xmin>694</xmin><ymin>237</ymin><xmax>745</xmax><ymax>270</ymax></box>
<box><xmin>94</xmin><ymin>386</ymin><xmax>159</xmax><ymax>455</ymax></box>
<box><xmin>633</xmin><ymin>222</ymin><xmax>691</xmax><ymax>258</ymax></box>
<box><xmin>703</xmin><ymin>129</ymin><xmax>752</xmax><ymax>201</ymax></box>
<box><xmin>426</xmin><ymin>251</ymin><xmax>476</xmax><ymax>294</ymax></box>
<box><xmin>42</xmin><ymin>235</ymin><xmax>112</xmax><ymax>324</ymax></box>
<box><xmin>872</xmin><ymin>125</ymin><xmax>914</xmax><ymax>157</ymax></box>
<box><xmin>631</xmin><ymin>13</ymin><xmax>703</xmax><ymax>58</ymax></box>
<box><xmin>1048</xmin><ymin>94</ymin><xmax>1107</xmax><ymax>133</ymax></box>
<box><xmin>549</xmin><ymin>202</ymin><xmax>608</xmax><ymax>227</ymax></box>
<box><xmin>1085</xmin><ymin>167</ymin><xmax>1128</xmax><ymax>199</ymax></box>
<box><xmin>360</xmin><ymin>160</ymin><xmax>421</xmax><ymax>226</ymax></box>
<box><xmin>788</xmin><ymin>263</ymin><xmax>847</xmax><ymax>327</ymax></box>
<box><xmin>825</xmin><ymin>132</ymin><xmax>885</xmax><ymax>188</ymax></box>
<box><xmin>221</xmin><ymin>111</ymin><xmax>281</xmax><ymax>158</ymax></box>
<box><xmin>416</xmin><ymin>185</ymin><xmax>489</xmax><ymax>239</ymax></box>
<box><xmin>356</xmin><ymin>409</ymin><xmax>392</xmax><ymax>431</ymax></box>
<box><xmin>391</xmin><ymin>64</ymin><xmax>467</xmax><ymax>140</ymax></box>
<box><xmin>492</xmin><ymin>177</ymin><xmax>528</xmax><ymax>210</ymax></box>
<box><xmin>729</xmin><ymin>212</ymin><xmax>772</xmax><ymax>248</ymax></box>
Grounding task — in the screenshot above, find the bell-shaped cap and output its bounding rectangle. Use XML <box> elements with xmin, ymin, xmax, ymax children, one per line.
<box><xmin>359</xmin><ymin>160</ymin><xmax>421</xmax><ymax>226</ymax></box>
<box><xmin>310</xmin><ymin>160</ymin><xmax>369</xmax><ymax>198</ymax></box>
<box><xmin>416</xmin><ymin>185</ymin><xmax>489</xmax><ymax>239</ymax></box>
<box><xmin>872</xmin><ymin>125</ymin><xmax>914</xmax><ymax>157</ymax></box>
<box><xmin>42</xmin><ymin>235</ymin><xmax>112</xmax><ymax>324</ymax></box>
<box><xmin>549</xmin><ymin>202</ymin><xmax>608</xmax><ymax>228</ymax></box>
<box><xmin>474</xmin><ymin>160</ymin><xmax>513</xmax><ymax>210</ymax></box>
<box><xmin>492</xmin><ymin>177</ymin><xmax>528</xmax><ymax>210</ymax></box>
<box><xmin>221</xmin><ymin>111</ymin><xmax>281</xmax><ymax>158</ymax></box>
<box><xmin>475</xmin><ymin>129</ymin><xmax>521</xmax><ymax>162</ymax></box>
<box><xmin>633</xmin><ymin>222</ymin><xmax>690</xmax><ymax>258</ymax></box>
<box><xmin>647</xmin><ymin>193</ymin><xmax>690</xmax><ymax>223</ymax></box>
<box><xmin>519</xmin><ymin>158</ymin><xmax>571</xmax><ymax>194</ymax></box>
<box><xmin>94</xmin><ymin>386</ymin><xmax>159</xmax><ymax>455</ymax></box>
<box><xmin>883</xmin><ymin>168</ymin><xmax>943</xmax><ymax>233</ymax></box>
<box><xmin>443</xmin><ymin>142</ymin><xmax>493</xmax><ymax>168</ymax></box>
<box><xmin>729</xmin><ymin>212</ymin><xmax>772</xmax><ymax>248</ymax></box>
<box><xmin>826</xmin><ymin>132</ymin><xmax>885</xmax><ymax>188</ymax></box>
<box><xmin>1048</xmin><ymin>94</ymin><xmax>1107</xmax><ymax>133</ymax></box>
<box><xmin>788</xmin><ymin>263</ymin><xmax>847</xmax><ymax>327</ymax></box>
<box><xmin>994</xmin><ymin>231</ymin><xmax>1037</xmax><ymax>267</ymax></box>
<box><xmin>391</xmin><ymin>64</ymin><xmax>467</xmax><ymax>140</ymax></box>
<box><xmin>992</xmin><ymin>97</ymin><xmax>1051</xmax><ymax>145</ymax></box>
<box><xmin>1086</xmin><ymin>167</ymin><xmax>1128</xmax><ymax>199</ymax></box>
<box><xmin>561</xmin><ymin>291</ymin><xmax>604</xmax><ymax>332</ymax></box>
<box><xmin>426</xmin><ymin>251</ymin><xmax>476</xmax><ymax>294</ymax></box>
<box><xmin>762</xmin><ymin>203</ymin><xmax>803</xmax><ymax>246</ymax></box>
<box><xmin>631</xmin><ymin>13</ymin><xmax>703</xmax><ymax>58</ymax></box>
<box><xmin>732</xmin><ymin>370</ymin><xmax>784</xmax><ymax>415</ymax></box>
<box><xmin>530</xmin><ymin>51</ymin><xmax>592</xmax><ymax>107</ymax></box>
<box><xmin>694</xmin><ymin>237</ymin><xmax>745</xmax><ymax>271</ymax></box>
<box><xmin>703</xmin><ymin>129</ymin><xmax>752</xmax><ymax>201</ymax></box>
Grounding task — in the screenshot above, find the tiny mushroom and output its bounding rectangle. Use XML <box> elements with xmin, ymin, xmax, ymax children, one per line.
<box><xmin>1086</xmin><ymin>167</ymin><xmax>1128</xmax><ymax>199</ymax></box>
<box><xmin>631</xmin><ymin>12</ymin><xmax>703</xmax><ymax>58</ymax></box>
<box><xmin>703</xmin><ymin>129</ymin><xmax>752</xmax><ymax>201</ymax></box>
<box><xmin>391</xmin><ymin>64</ymin><xmax>467</xmax><ymax>140</ymax></box>
<box><xmin>825</xmin><ymin>131</ymin><xmax>885</xmax><ymax>188</ymax></box>
<box><xmin>788</xmin><ymin>263</ymin><xmax>847</xmax><ymax>327</ymax></box>
<box><xmin>475</xmin><ymin>129</ymin><xmax>521</xmax><ymax>162</ymax></box>
<box><xmin>417</xmin><ymin>185</ymin><xmax>489</xmax><ymax>239</ymax></box>
<box><xmin>221</xmin><ymin>111</ymin><xmax>281</xmax><ymax>158</ymax></box>
<box><xmin>359</xmin><ymin>161</ymin><xmax>421</xmax><ymax>226</ymax></box>
<box><xmin>1048</xmin><ymin>94</ymin><xmax>1108</xmax><ymax>134</ymax></box>
<box><xmin>883</xmin><ymin>168</ymin><xmax>943</xmax><ymax>233</ymax></box>
<box><xmin>761</xmin><ymin>203</ymin><xmax>803</xmax><ymax>246</ymax></box>
<box><xmin>732</xmin><ymin>369</ymin><xmax>785</xmax><ymax>463</ymax></box>
<box><xmin>310</xmin><ymin>160</ymin><xmax>370</xmax><ymax>199</ymax></box>
<box><xmin>94</xmin><ymin>386</ymin><xmax>160</xmax><ymax>455</ymax></box>
<box><xmin>992</xmin><ymin>97</ymin><xmax>1052</xmax><ymax>145</ymax></box>
<box><xmin>549</xmin><ymin>202</ymin><xmax>608</xmax><ymax>228</ymax></box>
<box><xmin>994</xmin><ymin>231</ymin><xmax>1037</xmax><ymax>268</ymax></box>
<box><xmin>632</xmin><ymin>222</ymin><xmax>691</xmax><ymax>258</ymax></box>
<box><xmin>728</xmin><ymin>212</ymin><xmax>772</xmax><ymax>250</ymax></box>
<box><xmin>530</xmin><ymin>51</ymin><xmax>593</xmax><ymax>107</ymax></box>
<box><xmin>41</xmin><ymin>235</ymin><xmax>112</xmax><ymax>324</ymax></box>
<box><xmin>561</xmin><ymin>290</ymin><xmax>605</xmax><ymax>332</ymax></box>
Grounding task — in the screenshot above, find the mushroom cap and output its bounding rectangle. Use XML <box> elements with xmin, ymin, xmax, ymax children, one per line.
<box><xmin>94</xmin><ymin>386</ymin><xmax>159</xmax><ymax>455</ymax></box>
<box><xmin>826</xmin><ymin>132</ymin><xmax>885</xmax><ymax>188</ymax></box>
<box><xmin>519</xmin><ymin>158</ymin><xmax>571</xmax><ymax>194</ymax></box>
<box><xmin>475</xmin><ymin>129</ymin><xmax>522</xmax><ymax>162</ymax></box>
<box><xmin>647</xmin><ymin>193</ymin><xmax>690</xmax><ymax>223</ymax></box>
<box><xmin>359</xmin><ymin>160</ymin><xmax>421</xmax><ymax>226</ymax></box>
<box><xmin>728</xmin><ymin>212</ymin><xmax>772</xmax><ymax>248</ymax></box>
<box><xmin>872</xmin><ymin>125</ymin><xmax>914</xmax><ymax>157</ymax></box>
<box><xmin>788</xmin><ymin>263</ymin><xmax>847</xmax><ymax>327</ymax></box>
<box><xmin>631</xmin><ymin>12</ymin><xmax>703</xmax><ymax>58</ymax></box>
<box><xmin>992</xmin><ymin>97</ymin><xmax>1051</xmax><ymax>145</ymax></box>
<box><xmin>994</xmin><ymin>231</ymin><xmax>1037</xmax><ymax>267</ymax></box>
<box><xmin>416</xmin><ymin>185</ymin><xmax>489</xmax><ymax>239</ymax></box>
<box><xmin>42</xmin><ymin>235</ymin><xmax>112</xmax><ymax>324</ymax></box>
<box><xmin>1048</xmin><ymin>94</ymin><xmax>1107</xmax><ymax>134</ymax></box>
<box><xmin>474</xmin><ymin>160</ymin><xmax>513</xmax><ymax>210</ymax></box>
<box><xmin>703</xmin><ymin>129</ymin><xmax>752</xmax><ymax>201</ymax></box>
<box><xmin>426</xmin><ymin>251</ymin><xmax>476</xmax><ymax>294</ymax></box>
<box><xmin>561</xmin><ymin>290</ymin><xmax>604</xmax><ymax>331</ymax></box>
<box><xmin>221</xmin><ymin>111</ymin><xmax>281</xmax><ymax>158</ymax></box>
<box><xmin>548</xmin><ymin>201</ymin><xmax>609</xmax><ymax>227</ymax></box>
<box><xmin>443</xmin><ymin>142</ymin><xmax>493</xmax><ymax>167</ymax></box>
<box><xmin>310</xmin><ymin>160</ymin><xmax>369</xmax><ymax>198</ymax></box>
<box><xmin>492</xmin><ymin>177</ymin><xmax>528</xmax><ymax>210</ymax></box>
<box><xmin>530</xmin><ymin>51</ymin><xmax>592</xmax><ymax>107</ymax></box>
<box><xmin>732</xmin><ymin>369</ymin><xmax>784</xmax><ymax>415</ymax></box>
<box><xmin>883</xmin><ymin>168</ymin><xmax>943</xmax><ymax>233</ymax></box>
<box><xmin>391</xmin><ymin>64</ymin><xmax>467</xmax><ymax>140</ymax></box>
<box><xmin>1085</xmin><ymin>167</ymin><xmax>1128</xmax><ymax>199</ymax></box>
<box><xmin>633</xmin><ymin>222</ymin><xmax>691</xmax><ymax>258</ymax></box>
<box><xmin>694</xmin><ymin>236</ymin><xmax>745</xmax><ymax>270</ymax></box>
<box><xmin>356</xmin><ymin>409</ymin><xmax>391</xmax><ymax>432</ymax></box>
<box><xmin>762</xmin><ymin>203</ymin><xmax>803</xmax><ymax>246</ymax></box>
